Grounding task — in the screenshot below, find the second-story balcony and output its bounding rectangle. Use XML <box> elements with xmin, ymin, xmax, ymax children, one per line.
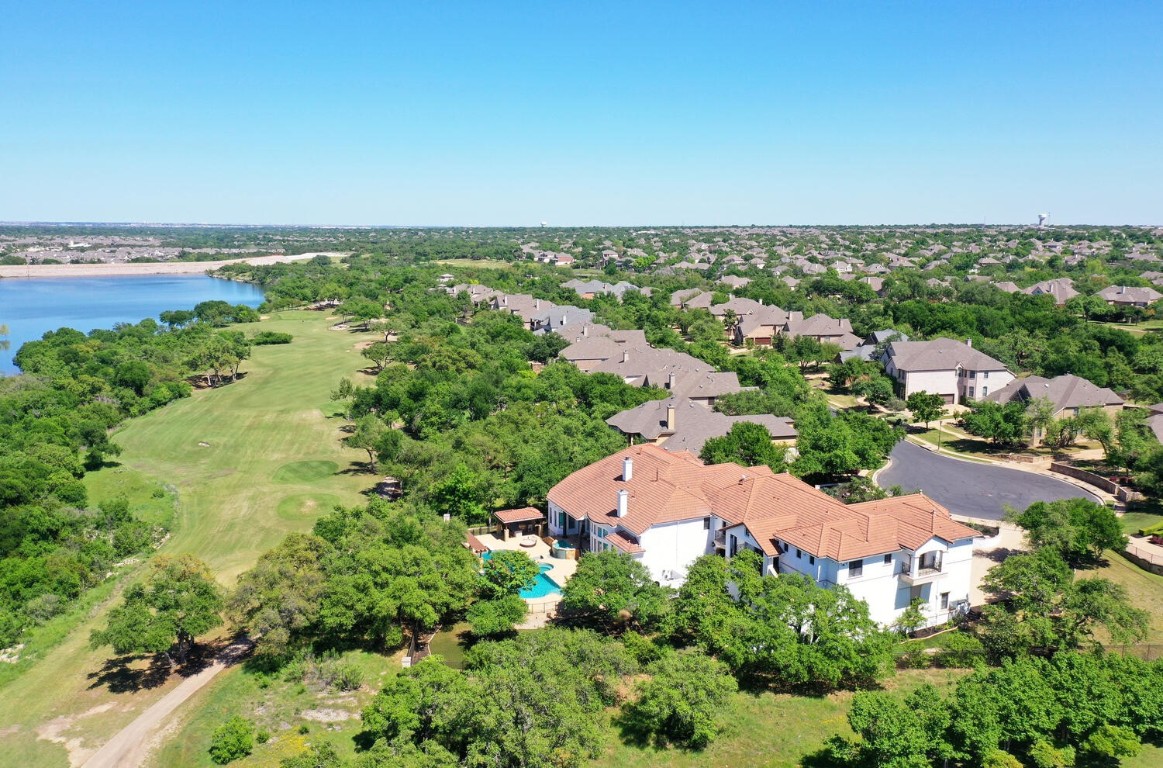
<box><xmin>899</xmin><ymin>564</ymin><xmax>943</xmax><ymax>585</ymax></box>
<box><xmin>713</xmin><ymin>529</ymin><xmax>726</xmax><ymax>548</ymax></box>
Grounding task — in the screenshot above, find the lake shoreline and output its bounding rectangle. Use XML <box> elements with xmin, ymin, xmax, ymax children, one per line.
<box><xmin>0</xmin><ymin>251</ymin><xmax>346</xmax><ymax>279</ymax></box>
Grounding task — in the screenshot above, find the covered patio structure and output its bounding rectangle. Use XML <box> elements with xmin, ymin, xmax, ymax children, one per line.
<box><xmin>493</xmin><ymin>506</ymin><xmax>546</xmax><ymax>541</ymax></box>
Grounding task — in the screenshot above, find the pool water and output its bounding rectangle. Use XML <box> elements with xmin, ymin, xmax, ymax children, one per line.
<box><xmin>481</xmin><ymin>553</ymin><xmax>563</xmax><ymax>599</ymax></box>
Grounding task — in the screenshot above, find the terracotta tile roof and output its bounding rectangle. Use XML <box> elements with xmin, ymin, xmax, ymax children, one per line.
<box><xmin>465</xmin><ymin>533</ymin><xmax>488</xmax><ymax>554</ymax></box>
<box><xmin>604</xmin><ymin>531</ymin><xmax>645</xmax><ymax>554</ymax></box>
<box><xmin>494</xmin><ymin>507</ymin><xmax>545</xmax><ymax>524</ymax></box>
<box><xmin>550</xmin><ymin>445</ymin><xmax>980</xmax><ymax>561</ymax></box>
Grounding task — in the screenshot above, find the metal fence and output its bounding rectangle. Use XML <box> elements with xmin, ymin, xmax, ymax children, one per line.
<box><xmin>1124</xmin><ymin>542</ymin><xmax>1163</xmax><ymax>575</ymax></box>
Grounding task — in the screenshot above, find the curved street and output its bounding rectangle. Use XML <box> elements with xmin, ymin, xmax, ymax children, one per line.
<box><xmin>877</xmin><ymin>440</ymin><xmax>1099</xmax><ymax>520</ymax></box>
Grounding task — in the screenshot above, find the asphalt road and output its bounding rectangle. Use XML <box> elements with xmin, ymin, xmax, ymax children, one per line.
<box><xmin>877</xmin><ymin>440</ymin><xmax>1099</xmax><ymax>520</ymax></box>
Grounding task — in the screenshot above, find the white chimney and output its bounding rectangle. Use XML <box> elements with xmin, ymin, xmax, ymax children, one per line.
<box><xmin>535</xmin><ymin>298</ymin><xmax>541</xmax><ymax>309</ymax></box>
<box><xmin>622</xmin><ymin>350</ymin><xmax>629</xmax><ymax>363</ymax></box>
<box><xmin>616</xmin><ymin>489</ymin><xmax>629</xmax><ymax>517</ymax></box>
<box><xmin>622</xmin><ymin>456</ymin><xmax>634</xmax><ymax>482</ymax></box>
<box><xmin>667</xmin><ymin>372</ymin><xmax>676</xmax><ymax>390</ymax></box>
<box><xmin>582</xmin><ymin>325</ymin><xmax>589</xmax><ymax>337</ymax></box>
<box><xmin>665</xmin><ymin>403</ymin><xmax>676</xmax><ymax>431</ymax></box>
<box><xmin>966</xmin><ymin>338</ymin><xmax>972</xmax><ymax>348</ymax></box>
<box><xmin>560</xmin><ymin>314</ymin><xmax>567</xmax><ymax>326</ymax></box>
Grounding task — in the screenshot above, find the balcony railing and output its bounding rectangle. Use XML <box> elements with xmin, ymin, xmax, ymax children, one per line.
<box><xmin>713</xmin><ymin>530</ymin><xmax>726</xmax><ymax>547</ymax></box>
<box><xmin>899</xmin><ymin>564</ymin><xmax>943</xmax><ymax>585</ymax></box>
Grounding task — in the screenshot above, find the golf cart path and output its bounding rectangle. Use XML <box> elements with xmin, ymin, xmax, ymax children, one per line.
<box><xmin>81</xmin><ymin>640</ymin><xmax>251</xmax><ymax>768</ymax></box>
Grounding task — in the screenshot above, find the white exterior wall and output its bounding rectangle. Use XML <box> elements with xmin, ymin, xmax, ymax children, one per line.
<box><xmin>639</xmin><ymin>518</ymin><xmax>713</xmax><ymax>587</ymax></box>
<box><xmin>746</xmin><ymin>534</ymin><xmax>976</xmax><ymax>630</ymax></box>
<box><xmin>547</xmin><ymin>500</ymin><xmax>582</xmax><ymax>538</ymax></box>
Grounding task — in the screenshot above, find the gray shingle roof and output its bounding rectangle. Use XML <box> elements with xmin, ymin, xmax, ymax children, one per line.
<box><xmin>986</xmin><ymin>374</ymin><xmax>1124</xmax><ymax>413</ymax></box>
<box><xmin>884</xmin><ymin>338</ymin><xmax>1010</xmax><ymax>373</ymax></box>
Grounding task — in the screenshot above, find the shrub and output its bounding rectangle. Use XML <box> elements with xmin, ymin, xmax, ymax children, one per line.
<box><xmin>621</xmin><ymin>649</ymin><xmax>737</xmax><ymax>749</ymax></box>
<box><xmin>252</xmin><ymin>331</ymin><xmax>294</xmax><ymax>345</ymax></box>
<box><xmin>208</xmin><ymin>716</ymin><xmax>254</xmax><ymax>764</ymax></box>
<box><xmin>466</xmin><ymin>595</ymin><xmax>527</xmax><ymax>638</ymax></box>
<box><xmin>935</xmin><ymin>631</ymin><xmax>986</xmax><ymax>668</ymax></box>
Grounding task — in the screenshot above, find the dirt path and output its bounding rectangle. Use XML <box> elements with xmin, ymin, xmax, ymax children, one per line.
<box><xmin>80</xmin><ymin>640</ymin><xmax>252</xmax><ymax>768</ymax></box>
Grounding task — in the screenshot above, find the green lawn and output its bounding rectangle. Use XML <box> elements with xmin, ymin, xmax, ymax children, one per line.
<box><xmin>152</xmin><ymin>649</ymin><xmax>399</xmax><ymax>768</ymax></box>
<box><xmin>0</xmin><ymin>311</ymin><xmax>378</xmax><ymax>767</ymax></box>
<box><xmin>595</xmin><ymin>668</ymin><xmax>968</xmax><ymax>768</ymax></box>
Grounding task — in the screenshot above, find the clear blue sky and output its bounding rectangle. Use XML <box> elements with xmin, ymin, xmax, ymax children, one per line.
<box><xmin>2</xmin><ymin>1</ymin><xmax>1160</xmax><ymax>225</ymax></box>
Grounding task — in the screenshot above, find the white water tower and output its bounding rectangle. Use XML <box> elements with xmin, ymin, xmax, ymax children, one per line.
<box><xmin>1037</xmin><ymin>212</ymin><xmax>1050</xmax><ymax>228</ymax></box>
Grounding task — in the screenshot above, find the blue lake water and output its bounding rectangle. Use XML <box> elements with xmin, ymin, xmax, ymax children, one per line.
<box><xmin>0</xmin><ymin>275</ymin><xmax>266</xmax><ymax>373</ymax></box>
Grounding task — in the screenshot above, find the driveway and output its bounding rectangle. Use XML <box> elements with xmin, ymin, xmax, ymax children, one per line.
<box><xmin>877</xmin><ymin>440</ymin><xmax>1099</xmax><ymax>520</ymax></box>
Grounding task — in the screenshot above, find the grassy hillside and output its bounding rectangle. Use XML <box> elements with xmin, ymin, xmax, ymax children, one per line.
<box><xmin>0</xmin><ymin>311</ymin><xmax>377</xmax><ymax>767</ymax></box>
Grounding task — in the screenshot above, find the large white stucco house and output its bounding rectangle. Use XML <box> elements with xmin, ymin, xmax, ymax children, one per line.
<box><xmin>881</xmin><ymin>337</ymin><xmax>1014</xmax><ymax>404</ymax></box>
<box><xmin>547</xmin><ymin>445</ymin><xmax>978</xmax><ymax>630</ymax></box>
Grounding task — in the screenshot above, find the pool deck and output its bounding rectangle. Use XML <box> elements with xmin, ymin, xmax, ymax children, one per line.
<box><xmin>476</xmin><ymin>532</ymin><xmax>576</xmax><ymax>628</ymax></box>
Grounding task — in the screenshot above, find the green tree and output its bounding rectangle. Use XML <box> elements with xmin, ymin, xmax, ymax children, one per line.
<box><xmin>699</xmin><ymin>421</ymin><xmax>788</xmax><ymax>472</ymax></box>
<box><xmin>620</xmin><ymin>649</ymin><xmax>737</xmax><ymax>749</ymax></box>
<box><xmin>361</xmin><ymin>341</ymin><xmax>393</xmax><ymax>373</ymax></box>
<box><xmin>229</xmin><ymin>533</ymin><xmax>329</xmax><ymax>661</ymax></box>
<box><xmin>481</xmin><ymin>549</ymin><xmax>539</xmax><ymax>597</ymax></box>
<box><xmin>346</xmin><ymin>414</ymin><xmax>388</xmax><ymax>468</ymax></box>
<box><xmin>91</xmin><ymin>554</ymin><xmax>224</xmax><ymax>664</ymax></box>
<box><xmin>209</xmin><ymin>716</ymin><xmax>254</xmax><ymax>764</ymax></box>
<box><xmin>560</xmin><ymin>550</ymin><xmax>673</xmax><ymax>633</ymax></box>
<box><xmin>905</xmin><ymin>391</ymin><xmax>947</xmax><ymax>430</ymax></box>
<box><xmin>978</xmin><ymin>548</ymin><xmax>1148</xmax><ymax>658</ymax></box>
<box><xmin>1007</xmin><ymin>498</ymin><xmax>1126</xmax><ymax>565</ymax></box>
<box><xmin>466</xmin><ymin>595</ymin><xmax>527</xmax><ymax>638</ymax></box>
<box><xmin>961</xmin><ymin>400</ymin><xmax>1028</xmax><ymax>447</ymax></box>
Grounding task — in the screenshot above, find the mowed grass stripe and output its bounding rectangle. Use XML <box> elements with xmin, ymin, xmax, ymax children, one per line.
<box><xmin>109</xmin><ymin>311</ymin><xmax>376</xmax><ymax>584</ymax></box>
<box><xmin>0</xmin><ymin>312</ymin><xmax>377</xmax><ymax>766</ymax></box>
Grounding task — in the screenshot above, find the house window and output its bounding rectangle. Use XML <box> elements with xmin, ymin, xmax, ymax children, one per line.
<box><xmin>809</xmin><ymin>555</ymin><xmax>815</xmax><ymax>565</ymax></box>
<box><xmin>983</xmin><ymin>371</ymin><xmax>989</xmax><ymax>379</ymax></box>
<box><xmin>968</xmin><ymin>387</ymin><xmax>974</xmax><ymax>397</ymax></box>
<box><xmin>729</xmin><ymin>535</ymin><xmax>739</xmax><ymax>558</ymax></box>
<box><xmin>703</xmin><ymin>518</ymin><xmax>711</xmax><ymax>530</ymax></box>
<box><xmin>940</xmin><ymin>592</ymin><xmax>950</xmax><ymax>610</ymax></box>
<box><xmin>884</xmin><ymin>554</ymin><xmax>892</xmax><ymax>565</ymax></box>
<box><xmin>796</xmin><ymin>548</ymin><xmax>802</xmax><ymax>559</ymax></box>
<box><xmin>849</xmin><ymin>559</ymin><xmax>863</xmax><ymax>579</ymax></box>
<box><xmin>982</xmin><ymin>386</ymin><xmax>988</xmax><ymax>396</ymax></box>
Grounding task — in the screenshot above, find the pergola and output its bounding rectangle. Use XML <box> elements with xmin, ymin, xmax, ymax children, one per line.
<box><xmin>493</xmin><ymin>507</ymin><xmax>545</xmax><ymax>540</ymax></box>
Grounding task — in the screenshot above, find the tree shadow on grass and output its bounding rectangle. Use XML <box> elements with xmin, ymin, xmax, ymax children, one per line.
<box><xmin>86</xmin><ymin>637</ymin><xmax>235</xmax><ymax>694</ymax></box>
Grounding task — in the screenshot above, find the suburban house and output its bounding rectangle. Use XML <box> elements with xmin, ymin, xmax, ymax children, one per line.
<box><xmin>782</xmin><ymin>313</ymin><xmax>862</xmax><ymax>351</ymax></box>
<box><xmin>606</xmin><ymin>397</ymin><xmax>796</xmax><ymax>453</ymax></box>
<box><xmin>733</xmin><ymin>305</ymin><xmax>801</xmax><ymax>347</ymax></box>
<box><xmin>562</xmin><ymin>279</ymin><xmax>644</xmax><ymax>300</ymax></box>
<box><xmin>589</xmin><ymin>346</ymin><xmax>749</xmax><ymax>406</ymax></box>
<box><xmin>881</xmin><ymin>338</ymin><xmax>1014</xmax><ymax>404</ymax></box>
<box><xmin>839</xmin><ymin>329</ymin><xmax>910</xmax><ymax>362</ymax></box>
<box><xmin>1147</xmin><ymin>404</ymin><xmax>1163</xmax><ymax>443</ymax></box>
<box><xmin>558</xmin><ymin>328</ymin><xmax>646</xmax><ymax>372</ymax></box>
<box><xmin>669</xmin><ymin>289</ymin><xmax>714</xmax><ymax>309</ymax></box>
<box><xmin>1098</xmin><ymin>285</ymin><xmax>1163</xmax><ymax>307</ymax></box>
<box><xmin>1023</xmin><ymin>277</ymin><xmax>1079</xmax><ymax>305</ymax></box>
<box><xmin>709</xmin><ymin>296</ymin><xmax>766</xmax><ymax>320</ymax></box>
<box><xmin>547</xmin><ymin>445</ymin><xmax>977</xmax><ymax>628</ymax></box>
<box><xmin>986</xmin><ymin>374</ymin><xmax>1124</xmax><ymax>445</ymax></box>
<box><xmin>718</xmin><ymin>275</ymin><xmax>752</xmax><ymax>289</ymax></box>
<box><xmin>529</xmin><ymin>304</ymin><xmax>594</xmax><ymax>334</ymax></box>
<box><xmin>986</xmin><ymin>374</ymin><xmax>1124</xmax><ymax>417</ymax></box>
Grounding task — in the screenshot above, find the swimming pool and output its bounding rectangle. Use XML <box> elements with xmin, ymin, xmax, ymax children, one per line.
<box><xmin>481</xmin><ymin>553</ymin><xmax>562</xmax><ymax>599</ymax></box>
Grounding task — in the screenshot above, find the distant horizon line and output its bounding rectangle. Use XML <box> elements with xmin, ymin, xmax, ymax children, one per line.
<box><xmin>2</xmin><ymin>220</ymin><xmax>1160</xmax><ymax>229</ymax></box>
